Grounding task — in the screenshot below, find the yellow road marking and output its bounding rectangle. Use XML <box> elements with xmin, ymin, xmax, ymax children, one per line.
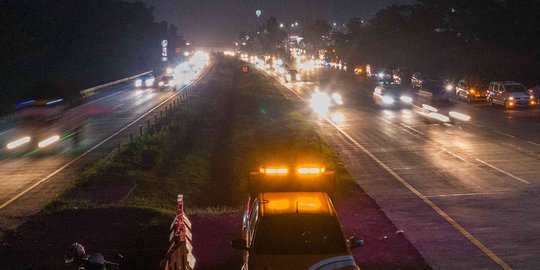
<box><xmin>265</xmin><ymin>69</ymin><xmax>513</xmax><ymax>270</ymax></box>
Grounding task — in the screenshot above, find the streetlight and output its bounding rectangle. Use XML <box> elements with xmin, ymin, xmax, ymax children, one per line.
<box><xmin>279</xmin><ymin>23</ymin><xmax>284</xmax><ymax>28</ymax></box>
<box><xmin>295</xmin><ymin>22</ymin><xmax>298</xmax><ymax>26</ymax></box>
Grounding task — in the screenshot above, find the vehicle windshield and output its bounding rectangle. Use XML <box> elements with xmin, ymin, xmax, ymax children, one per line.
<box><xmin>253</xmin><ymin>214</ymin><xmax>348</xmax><ymax>255</ymax></box>
<box><xmin>384</xmin><ymin>86</ymin><xmax>409</xmax><ymax>96</ymax></box>
<box><xmin>505</xmin><ymin>84</ymin><xmax>527</xmax><ymax>92</ymax></box>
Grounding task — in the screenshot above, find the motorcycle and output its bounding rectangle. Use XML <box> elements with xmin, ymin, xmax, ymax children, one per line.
<box><xmin>65</xmin><ymin>243</ymin><xmax>122</xmax><ymax>270</ymax></box>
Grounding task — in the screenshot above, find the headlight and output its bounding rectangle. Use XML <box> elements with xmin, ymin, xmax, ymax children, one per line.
<box><xmin>158</xmin><ymin>81</ymin><xmax>165</xmax><ymax>86</ymax></box>
<box><xmin>145</xmin><ymin>78</ymin><xmax>154</xmax><ymax>87</ymax></box>
<box><xmin>382</xmin><ymin>96</ymin><xmax>394</xmax><ymax>104</ymax></box>
<box><xmin>508</xmin><ymin>97</ymin><xmax>514</xmax><ymax>101</ymax></box>
<box><xmin>332</xmin><ymin>93</ymin><xmax>343</xmax><ymax>105</ymax></box>
<box><xmin>400</xmin><ymin>96</ymin><xmax>413</xmax><ymax>103</ymax></box>
<box><xmin>446</xmin><ymin>84</ymin><xmax>454</xmax><ymax>91</ymax></box>
<box><xmin>310</xmin><ymin>91</ymin><xmax>331</xmax><ymax>115</ymax></box>
<box><xmin>6</xmin><ymin>136</ymin><xmax>31</xmax><ymax>149</ymax></box>
<box><xmin>38</xmin><ymin>135</ymin><xmax>60</xmax><ymax>148</ymax></box>
<box><xmin>135</xmin><ymin>79</ymin><xmax>142</xmax><ymax>87</ymax></box>
<box><xmin>449</xmin><ymin>111</ymin><xmax>471</xmax><ymax>122</ymax></box>
<box><xmin>531</xmin><ymin>95</ymin><xmax>535</xmax><ymax>99</ymax></box>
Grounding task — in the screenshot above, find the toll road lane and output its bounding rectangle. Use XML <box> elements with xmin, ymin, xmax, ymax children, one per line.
<box><xmin>265</xmin><ymin>65</ymin><xmax>540</xmax><ymax>269</ymax></box>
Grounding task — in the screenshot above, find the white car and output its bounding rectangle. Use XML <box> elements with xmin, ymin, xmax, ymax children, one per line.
<box><xmin>487</xmin><ymin>81</ymin><xmax>536</xmax><ymax>109</ymax></box>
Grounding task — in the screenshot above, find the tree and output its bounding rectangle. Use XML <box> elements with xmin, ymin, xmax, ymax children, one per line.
<box><xmin>346</xmin><ymin>17</ymin><xmax>363</xmax><ymax>35</ymax></box>
<box><xmin>304</xmin><ymin>20</ymin><xmax>331</xmax><ymax>52</ymax></box>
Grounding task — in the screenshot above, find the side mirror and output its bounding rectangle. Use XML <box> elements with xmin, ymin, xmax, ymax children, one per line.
<box><xmin>231</xmin><ymin>239</ymin><xmax>248</xmax><ymax>251</ymax></box>
<box><xmin>349</xmin><ymin>237</ymin><xmax>364</xmax><ymax>250</ymax></box>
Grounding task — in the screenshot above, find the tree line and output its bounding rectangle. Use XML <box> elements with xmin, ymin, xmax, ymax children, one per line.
<box><xmin>240</xmin><ymin>0</ymin><xmax>540</xmax><ymax>85</ymax></box>
<box><xmin>0</xmin><ymin>0</ymin><xmax>184</xmax><ymax>115</ymax></box>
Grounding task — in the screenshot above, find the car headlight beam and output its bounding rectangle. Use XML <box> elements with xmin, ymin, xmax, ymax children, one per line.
<box><xmin>7</xmin><ymin>136</ymin><xmax>31</xmax><ymax>149</ymax></box>
<box><xmin>38</xmin><ymin>135</ymin><xmax>61</xmax><ymax>148</ymax></box>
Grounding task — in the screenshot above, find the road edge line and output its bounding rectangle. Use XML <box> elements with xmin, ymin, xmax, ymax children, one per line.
<box><xmin>0</xmin><ymin>62</ymin><xmax>213</xmax><ymax>210</ymax></box>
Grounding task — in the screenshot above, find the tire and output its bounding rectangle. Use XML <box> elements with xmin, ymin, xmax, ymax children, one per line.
<box><xmin>466</xmin><ymin>95</ymin><xmax>471</xmax><ymax>103</ymax></box>
<box><xmin>489</xmin><ymin>98</ymin><xmax>494</xmax><ymax>107</ymax></box>
<box><xmin>504</xmin><ymin>101</ymin><xmax>511</xmax><ymax>110</ymax></box>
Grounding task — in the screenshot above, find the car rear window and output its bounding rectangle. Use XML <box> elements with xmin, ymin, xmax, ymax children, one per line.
<box><xmin>252</xmin><ymin>214</ymin><xmax>347</xmax><ymax>255</ymax></box>
<box><xmin>505</xmin><ymin>84</ymin><xmax>527</xmax><ymax>92</ymax></box>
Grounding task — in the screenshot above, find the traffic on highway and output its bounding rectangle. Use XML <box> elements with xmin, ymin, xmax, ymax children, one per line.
<box><xmin>3</xmin><ymin>1</ymin><xmax>540</xmax><ymax>270</ymax></box>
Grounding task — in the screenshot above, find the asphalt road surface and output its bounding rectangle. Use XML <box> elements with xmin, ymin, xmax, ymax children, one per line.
<box><xmin>0</xmin><ymin>63</ymin><xmax>213</xmax><ymax>230</ymax></box>
<box><xmin>265</xmin><ymin>66</ymin><xmax>540</xmax><ymax>269</ymax></box>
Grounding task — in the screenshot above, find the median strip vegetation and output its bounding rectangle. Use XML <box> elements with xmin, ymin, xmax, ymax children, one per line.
<box><xmin>48</xmin><ymin>59</ymin><xmax>355</xmax><ymax>215</ymax></box>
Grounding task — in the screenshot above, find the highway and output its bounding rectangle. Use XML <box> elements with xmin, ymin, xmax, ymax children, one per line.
<box><xmin>0</xmin><ymin>63</ymin><xmax>213</xmax><ymax>230</ymax></box>
<box><xmin>265</xmin><ymin>66</ymin><xmax>540</xmax><ymax>269</ymax></box>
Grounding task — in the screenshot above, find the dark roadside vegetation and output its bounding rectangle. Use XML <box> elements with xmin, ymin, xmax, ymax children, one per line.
<box><xmin>241</xmin><ymin>1</ymin><xmax>540</xmax><ymax>86</ymax></box>
<box><xmin>0</xmin><ymin>0</ymin><xmax>184</xmax><ymax>116</ymax></box>
<box><xmin>0</xmin><ymin>58</ymin><xmax>430</xmax><ymax>269</ymax></box>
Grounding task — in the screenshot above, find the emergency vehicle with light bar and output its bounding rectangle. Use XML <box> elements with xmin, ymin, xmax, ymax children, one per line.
<box><xmin>232</xmin><ymin>164</ymin><xmax>363</xmax><ymax>270</ymax></box>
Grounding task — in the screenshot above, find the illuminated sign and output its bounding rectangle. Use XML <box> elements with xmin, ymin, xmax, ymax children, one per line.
<box><xmin>162</xmin><ymin>39</ymin><xmax>168</xmax><ymax>62</ymax></box>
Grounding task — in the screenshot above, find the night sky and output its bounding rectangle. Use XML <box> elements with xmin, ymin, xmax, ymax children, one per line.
<box><xmin>124</xmin><ymin>0</ymin><xmax>415</xmax><ymax>44</ymax></box>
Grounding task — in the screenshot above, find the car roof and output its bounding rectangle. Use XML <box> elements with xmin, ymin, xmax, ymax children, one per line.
<box><xmin>491</xmin><ymin>81</ymin><xmax>522</xmax><ymax>85</ymax></box>
<box><xmin>258</xmin><ymin>192</ymin><xmax>334</xmax><ymax>216</ymax></box>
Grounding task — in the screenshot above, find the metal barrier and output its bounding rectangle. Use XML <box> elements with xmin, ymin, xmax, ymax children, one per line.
<box><xmin>79</xmin><ymin>70</ymin><xmax>153</xmax><ymax>97</ymax></box>
<box><xmin>161</xmin><ymin>194</ymin><xmax>196</xmax><ymax>270</ymax></box>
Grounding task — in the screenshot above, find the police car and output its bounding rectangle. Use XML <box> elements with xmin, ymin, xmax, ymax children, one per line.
<box><xmin>231</xmin><ymin>165</ymin><xmax>363</xmax><ymax>270</ymax></box>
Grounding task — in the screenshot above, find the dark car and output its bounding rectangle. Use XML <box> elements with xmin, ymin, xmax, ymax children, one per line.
<box><xmin>135</xmin><ymin>74</ymin><xmax>155</xmax><ymax>88</ymax></box>
<box><xmin>233</xmin><ymin>191</ymin><xmax>362</xmax><ymax>270</ymax></box>
<box><xmin>157</xmin><ymin>75</ymin><xmax>176</xmax><ymax>91</ymax></box>
<box><xmin>412</xmin><ymin>72</ymin><xmax>454</xmax><ymax>101</ymax></box>
<box><xmin>372</xmin><ymin>84</ymin><xmax>414</xmax><ymax>108</ymax></box>
<box><xmin>455</xmin><ymin>77</ymin><xmax>489</xmax><ymax>103</ymax></box>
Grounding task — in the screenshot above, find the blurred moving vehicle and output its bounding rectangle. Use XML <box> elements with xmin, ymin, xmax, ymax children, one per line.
<box><xmin>372</xmin><ymin>84</ymin><xmax>414</xmax><ymax>108</ymax></box>
<box><xmin>1</xmin><ymin>99</ymin><xmax>87</xmax><ymax>155</ymax></box>
<box><xmin>487</xmin><ymin>81</ymin><xmax>536</xmax><ymax>109</ymax></box>
<box><xmin>157</xmin><ymin>75</ymin><xmax>176</xmax><ymax>91</ymax></box>
<box><xmin>412</xmin><ymin>72</ymin><xmax>454</xmax><ymax>102</ymax></box>
<box><xmin>455</xmin><ymin>77</ymin><xmax>489</xmax><ymax>103</ymax></box>
<box><xmin>371</xmin><ymin>70</ymin><xmax>393</xmax><ymax>85</ymax></box>
<box><xmin>232</xmin><ymin>164</ymin><xmax>363</xmax><ymax>270</ymax></box>
<box><xmin>134</xmin><ymin>74</ymin><xmax>155</xmax><ymax>89</ymax></box>
<box><xmin>284</xmin><ymin>69</ymin><xmax>301</xmax><ymax>82</ymax></box>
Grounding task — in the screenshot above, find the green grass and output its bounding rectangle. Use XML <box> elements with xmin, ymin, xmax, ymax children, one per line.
<box><xmin>46</xmin><ymin>59</ymin><xmax>356</xmax><ymax>216</ymax></box>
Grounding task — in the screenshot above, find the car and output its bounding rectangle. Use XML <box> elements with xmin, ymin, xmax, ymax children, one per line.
<box><xmin>232</xmin><ymin>165</ymin><xmax>363</xmax><ymax>270</ymax></box>
<box><xmin>284</xmin><ymin>69</ymin><xmax>301</xmax><ymax>82</ymax></box>
<box><xmin>455</xmin><ymin>77</ymin><xmax>489</xmax><ymax>103</ymax></box>
<box><xmin>157</xmin><ymin>75</ymin><xmax>176</xmax><ymax>91</ymax></box>
<box><xmin>135</xmin><ymin>74</ymin><xmax>155</xmax><ymax>88</ymax></box>
<box><xmin>371</xmin><ymin>69</ymin><xmax>393</xmax><ymax>84</ymax></box>
<box><xmin>487</xmin><ymin>81</ymin><xmax>536</xmax><ymax>109</ymax></box>
<box><xmin>372</xmin><ymin>84</ymin><xmax>414</xmax><ymax>108</ymax></box>
<box><xmin>411</xmin><ymin>72</ymin><xmax>454</xmax><ymax>101</ymax></box>
<box><xmin>233</xmin><ymin>191</ymin><xmax>362</xmax><ymax>270</ymax></box>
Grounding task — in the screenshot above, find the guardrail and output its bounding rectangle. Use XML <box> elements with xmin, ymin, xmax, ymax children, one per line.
<box><xmin>161</xmin><ymin>194</ymin><xmax>196</xmax><ymax>270</ymax></box>
<box><xmin>79</xmin><ymin>70</ymin><xmax>153</xmax><ymax>97</ymax></box>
